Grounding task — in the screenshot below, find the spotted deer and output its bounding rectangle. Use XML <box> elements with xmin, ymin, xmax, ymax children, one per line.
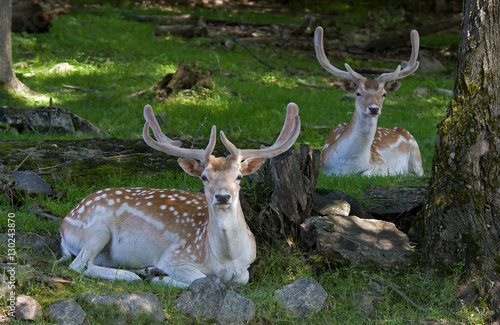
<box><xmin>58</xmin><ymin>103</ymin><xmax>301</xmax><ymax>287</ymax></box>
<box><xmin>315</xmin><ymin>26</ymin><xmax>424</xmax><ymax>176</ymax></box>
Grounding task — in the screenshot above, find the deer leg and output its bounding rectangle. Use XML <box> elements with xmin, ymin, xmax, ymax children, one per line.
<box><xmin>69</xmin><ymin>228</ymin><xmax>141</xmax><ymax>281</ymax></box>
<box><xmin>232</xmin><ymin>268</ymin><xmax>250</xmax><ymax>285</ymax></box>
<box><xmin>57</xmin><ymin>235</ymin><xmax>73</xmax><ymax>264</ymax></box>
<box><xmin>150</xmin><ymin>262</ymin><xmax>207</xmax><ymax>287</ymax></box>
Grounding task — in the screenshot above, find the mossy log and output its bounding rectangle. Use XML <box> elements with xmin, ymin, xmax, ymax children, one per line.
<box><xmin>0</xmin><ymin>138</ymin><xmax>232</xmax><ymax>184</ymax></box>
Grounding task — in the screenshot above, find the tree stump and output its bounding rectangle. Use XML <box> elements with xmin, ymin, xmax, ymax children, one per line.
<box><xmin>154</xmin><ymin>60</ymin><xmax>214</xmax><ymax>100</ymax></box>
<box><xmin>12</xmin><ymin>0</ymin><xmax>51</xmax><ymax>33</ymax></box>
<box><xmin>244</xmin><ymin>144</ymin><xmax>320</xmax><ymax>245</ymax></box>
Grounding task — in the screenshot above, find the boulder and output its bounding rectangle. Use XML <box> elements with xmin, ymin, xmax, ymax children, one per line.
<box><xmin>0</xmin><ymin>232</ymin><xmax>61</xmax><ymax>260</ymax></box>
<box><xmin>12</xmin><ymin>171</ymin><xmax>52</xmax><ymax>195</ymax></box>
<box><xmin>274</xmin><ymin>277</ymin><xmax>327</xmax><ymax>318</ymax></box>
<box><xmin>15</xmin><ymin>294</ymin><xmax>42</xmax><ymax>321</ymax></box>
<box><xmin>77</xmin><ymin>292</ymin><xmax>164</xmax><ymax>323</ymax></box>
<box><xmin>314</xmin><ymin>189</ymin><xmax>369</xmax><ymax>218</ymax></box>
<box><xmin>417</xmin><ymin>52</ymin><xmax>447</xmax><ymax>75</ymax></box>
<box><xmin>0</xmin><ymin>106</ymin><xmax>102</xmax><ymax>135</ymax></box>
<box><xmin>300</xmin><ymin>215</ymin><xmax>413</xmax><ymax>270</ymax></box>
<box><xmin>49</xmin><ymin>299</ymin><xmax>86</xmax><ymax>325</ymax></box>
<box><xmin>175</xmin><ymin>276</ymin><xmax>256</xmax><ymax>325</ymax></box>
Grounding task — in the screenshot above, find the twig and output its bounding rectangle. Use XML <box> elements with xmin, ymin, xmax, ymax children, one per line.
<box><xmin>224</xmin><ymin>26</ymin><xmax>278</xmax><ymax>71</ymax></box>
<box><xmin>61</xmin><ymin>84</ymin><xmax>92</xmax><ymax>91</ymax></box>
<box><xmin>29</xmin><ymin>209</ymin><xmax>63</xmax><ymax>223</ymax></box>
<box><xmin>33</xmin><ymin>276</ymin><xmax>72</xmax><ymax>284</ymax></box>
<box><xmin>126</xmin><ymin>89</ymin><xmax>149</xmax><ymax>98</ymax></box>
<box><xmin>62</xmin><ymin>84</ymin><xmax>117</xmax><ymax>92</ymax></box>
<box><xmin>296</xmin><ymin>81</ymin><xmax>339</xmax><ymax>89</ymax></box>
<box><xmin>303</xmin><ymin>124</ymin><xmax>330</xmax><ymax>130</ymax></box>
<box><xmin>15</xmin><ymin>98</ymin><xmax>54</xmax><ymax>172</ymax></box>
<box><xmin>184</xmin><ymin>115</ymin><xmax>209</xmax><ymax>191</ymax></box>
<box><xmin>369</xmin><ymin>274</ymin><xmax>426</xmax><ymax>312</ymax></box>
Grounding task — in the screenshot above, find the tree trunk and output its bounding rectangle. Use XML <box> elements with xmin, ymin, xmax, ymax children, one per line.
<box><xmin>416</xmin><ymin>0</ymin><xmax>500</xmax><ymax>318</ymax></box>
<box><xmin>245</xmin><ymin>144</ymin><xmax>320</xmax><ymax>245</ymax></box>
<box><xmin>0</xmin><ymin>0</ymin><xmax>15</xmax><ymax>87</ymax></box>
<box><xmin>0</xmin><ymin>0</ymin><xmax>35</xmax><ymax>93</ymax></box>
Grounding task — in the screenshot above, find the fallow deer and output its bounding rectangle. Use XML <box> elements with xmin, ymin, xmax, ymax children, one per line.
<box><xmin>58</xmin><ymin>103</ymin><xmax>301</xmax><ymax>287</ymax></box>
<box><xmin>315</xmin><ymin>26</ymin><xmax>424</xmax><ymax>176</ymax></box>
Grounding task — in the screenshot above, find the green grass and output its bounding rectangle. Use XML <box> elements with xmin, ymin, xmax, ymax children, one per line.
<box><xmin>0</xmin><ymin>3</ymin><xmax>488</xmax><ymax>324</ymax></box>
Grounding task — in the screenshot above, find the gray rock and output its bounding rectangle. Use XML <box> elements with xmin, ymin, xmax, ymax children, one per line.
<box><xmin>217</xmin><ymin>290</ymin><xmax>256</xmax><ymax>325</ymax></box>
<box><xmin>15</xmin><ymin>294</ymin><xmax>42</xmax><ymax>321</ymax></box>
<box><xmin>0</xmin><ymin>283</ymin><xmax>10</xmax><ymax>296</ymax></box>
<box><xmin>417</xmin><ymin>52</ymin><xmax>447</xmax><ymax>75</ymax></box>
<box><xmin>314</xmin><ymin>193</ymin><xmax>351</xmax><ymax>217</ymax></box>
<box><xmin>413</xmin><ymin>86</ymin><xmax>430</xmax><ymax>98</ymax></box>
<box><xmin>314</xmin><ymin>189</ymin><xmax>369</xmax><ymax>218</ymax></box>
<box><xmin>77</xmin><ymin>292</ymin><xmax>163</xmax><ymax>323</ymax></box>
<box><xmin>300</xmin><ymin>215</ymin><xmax>413</xmax><ymax>270</ymax></box>
<box><xmin>175</xmin><ymin>277</ymin><xmax>255</xmax><ymax>325</ymax></box>
<box><xmin>26</xmin><ymin>106</ymin><xmax>76</xmax><ymax>133</ymax></box>
<box><xmin>175</xmin><ymin>277</ymin><xmax>225</xmax><ymax>319</ymax></box>
<box><xmin>436</xmin><ymin>87</ymin><xmax>453</xmax><ymax>97</ymax></box>
<box><xmin>274</xmin><ymin>277</ymin><xmax>327</xmax><ymax>318</ymax></box>
<box><xmin>12</xmin><ymin>171</ymin><xmax>52</xmax><ymax>195</ymax></box>
<box><xmin>355</xmin><ymin>291</ymin><xmax>374</xmax><ymax>316</ymax></box>
<box><xmin>0</xmin><ymin>232</ymin><xmax>61</xmax><ymax>259</ymax></box>
<box><xmin>0</xmin><ymin>106</ymin><xmax>102</xmax><ymax>135</ymax></box>
<box><xmin>0</xmin><ymin>106</ymin><xmax>25</xmax><ymax>127</ymax></box>
<box><xmin>49</xmin><ymin>299</ymin><xmax>86</xmax><ymax>325</ymax></box>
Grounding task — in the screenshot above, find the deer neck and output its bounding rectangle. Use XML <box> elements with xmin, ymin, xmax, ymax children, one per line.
<box><xmin>341</xmin><ymin>109</ymin><xmax>378</xmax><ymax>154</ymax></box>
<box><xmin>207</xmin><ymin>198</ymin><xmax>251</xmax><ymax>261</ymax></box>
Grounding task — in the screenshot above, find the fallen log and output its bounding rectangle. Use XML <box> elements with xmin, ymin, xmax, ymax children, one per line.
<box><xmin>363</xmin><ymin>13</ymin><xmax>462</xmax><ymax>51</ymax></box>
<box><xmin>154</xmin><ymin>16</ymin><xmax>208</xmax><ymax>38</ymax></box>
<box><xmin>123</xmin><ymin>13</ymin><xmax>192</xmax><ymax>24</ymax></box>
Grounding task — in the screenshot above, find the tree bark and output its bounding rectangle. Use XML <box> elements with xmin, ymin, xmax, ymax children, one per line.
<box><xmin>416</xmin><ymin>0</ymin><xmax>500</xmax><ymax>318</ymax></box>
<box><xmin>0</xmin><ymin>1</ymin><xmax>35</xmax><ymax>93</ymax></box>
<box><xmin>245</xmin><ymin>144</ymin><xmax>320</xmax><ymax>245</ymax></box>
<box><xmin>0</xmin><ymin>0</ymin><xmax>15</xmax><ymax>87</ymax></box>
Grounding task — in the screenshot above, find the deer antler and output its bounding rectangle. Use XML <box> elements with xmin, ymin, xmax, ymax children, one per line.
<box><xmin>315</xmin><ymin>27</ymin><xmax>420</xmax><ymax>84</ymax></box>
<box><xmin>314</xmin><ymin>26</ymin><xmax>363</xmax><ymax>82</ymax></box>
<box><xmin>220</xmin><ymin>102</ymin><xmax>301</xmax><ymax>162</ymax></box>
<box><xmin>376</xmin><ymin>30</ymin><xmax>420</xmax><ymax>82</ymax></box>
<box><xmin>142</xmin><ymin>104</ymin><xmax>216</xmax><ymax>164</ymax></box>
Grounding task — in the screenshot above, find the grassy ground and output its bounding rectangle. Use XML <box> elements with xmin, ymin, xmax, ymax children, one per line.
<box><xmin>2</xmin><ymin>2</ymin><xmax>490</xmax><ymax>324</ymax></box>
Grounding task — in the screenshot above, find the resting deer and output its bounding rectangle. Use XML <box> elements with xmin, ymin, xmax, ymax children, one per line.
<box><xmin>315</xmin><ymin>26</ymin><xmax>424</xmax><ymax>176</ymax></box>
<box><xmin>58</xmin><ymin>103</ymin><xmax>301</xmax><ymax>287</ymax></box>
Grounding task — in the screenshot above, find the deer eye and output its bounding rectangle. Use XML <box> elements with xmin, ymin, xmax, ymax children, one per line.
<box><xmin>236</xmin><ymin>175</ymin><xmax>242</xmax><ymax>181</ymax></box>
<box><xmin>382</xmin><ymin>93</ymin><xmax>387</xmax><ymax>98</ymax></box>
<box><xmin>201</xmin><ymin>175</ymin><xmax>209</xmax><ymax>182</ymax></box>
<box><xmin>355</xmin><ymin>92</ymin><xmax>362</xmax><ymax>97</ymax></box>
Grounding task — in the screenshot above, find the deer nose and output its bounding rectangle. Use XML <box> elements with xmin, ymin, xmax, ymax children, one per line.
<box><xmin>368</xmin><ymin>106</ymin><xmax>380</xmax><ymax>115</ymax></box>
<box><xmin>215</xmin><ymin>194</ymin><xmax>231</xmax><ymax>204</ymax></box>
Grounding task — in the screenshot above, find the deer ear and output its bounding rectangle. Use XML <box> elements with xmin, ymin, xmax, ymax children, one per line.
<box><xmin>385</xmin><ymin>81</ymin><xmax>401</xmax><ymax>92</ymax></box>
<box><xmin>240</xmin><ymin>158</ymin><xmax>266</xmax><ymax>176</ymax></box>
<box><xmin>340</xmin><ymin>79</ymin><xmax>357</xmax><ymax>92</ymax></box>
<box><xmin>178</xmin><ymin>158</ymin><xmax>204</xmax><ymax>177</ymax></box>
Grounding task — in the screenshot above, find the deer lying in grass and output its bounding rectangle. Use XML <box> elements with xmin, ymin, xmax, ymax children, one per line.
<box><xmin>315</xmin><ymin>26</ymin><xmax>424</xmax><ymax>176</ymax></box>
<box><xmin>58</xmin><ymin>103</ymin><xmax>301</xmax><ymax>287</ymax></box>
